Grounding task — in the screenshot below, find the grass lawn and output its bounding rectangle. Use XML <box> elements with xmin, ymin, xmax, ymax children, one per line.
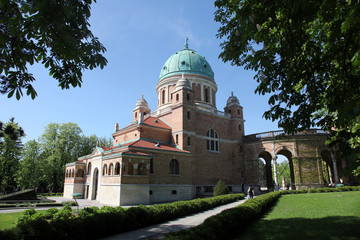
<box><xmin>237</xmin><ymin>191</ymin><xmax>360</xmax><ymax>240</ymax></box>
<box><xmin>0</xmin><ymin>211</ymin><xmax>23</xmax><ymax>231</ymax></box>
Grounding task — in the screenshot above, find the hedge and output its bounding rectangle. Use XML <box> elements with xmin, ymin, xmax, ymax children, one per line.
<box><xmin>165</xmin><ymin>191</ymin><xmax>282</xmax><ymax>240</ymax></box>
<box><xmin>279</xmin><ymin>186</ymin><xmax>360</xmax><ymax>195</ymax></box>
<box><xmin>12</xmin><ymin>193</ymin><xmax>245</xmax><ymax>240</ymax></box>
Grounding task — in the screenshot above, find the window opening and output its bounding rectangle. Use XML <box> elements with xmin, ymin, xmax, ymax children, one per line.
<box><xmin>169</xmin><ymin>159</ymin><xmax>179</xmax><ymax>175</ymax></box>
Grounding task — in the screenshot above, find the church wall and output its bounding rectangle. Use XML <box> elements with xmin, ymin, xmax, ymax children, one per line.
<box><xmin>63</xmin><ymin>183</ymin><xmax>84</xmax><ymax>199</ymax></box>
<box><xmin>113</xmin><ymin>128</ymin><xmax>140</xmax><ymax>145</ymax></box>
<box><xmin>139</xmin><ymin>126</ymin><xmax>172</xmax><ymax>143</ymax></box>
<box><xmin>188</xmin><ymin>110</ymin><xmax>242</xmax><ymax>187</ymax></box>
<box><xmin>120</xmin><ymin>184</ymin><xmax>150</xmax><ymax>205</ymax></box>
<box><xmin>149</xmin><ymin>152</ymin><xmax>192</xmax><ymax>185</ymax></box>
<box><xmin>149</xmin><ymin>184</ymin><xmax>192</xmax><ymax>203</ymax></box>
<box><xmin>98</xmin><ymin>184</ymin><xmax>120</xmax><ymax>206</ymax></box>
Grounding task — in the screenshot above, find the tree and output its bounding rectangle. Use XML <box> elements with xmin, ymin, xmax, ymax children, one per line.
<box><xmin>213</xmin><ymin>179</ymin><xmax>230</xmax><ymax>196</ymax></box>
<box><xmin>0</xmin><ymin>0</ymin><xmax>107</xmax><ymax>99</ymax></box>
<box><xmin>39</xmin><ymin>123</ymin><xmax>83</xmax><ymax>192</ymax></box>
<box><xmin>0</xmin><ymin>118</ymin><xmax>25</xmax><ymax>192</ymax></box>
<box><xmin>215</xmin><ymin>0</ymin><xmax>360</xmax><ymax>175</ymax></box>
<box><xmin>272</xmin><ymin>161</ymin><xmax>290</xmax><ymax>188</ymax></box>
<box><xmin>16</xmin><ymin>140</ymin><xmax>42</xmax><ymax>189</ymax></box>
<box><xmin>37</xmin><ymin>122</ymin><xmax>111</xmax><ymax>192</ymax></box>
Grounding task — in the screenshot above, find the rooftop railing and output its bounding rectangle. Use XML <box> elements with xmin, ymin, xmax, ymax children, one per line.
<box><xmin>245</xmin><ymin>129</ymin><xmax>328</xmax><ymax>141</ymax></box>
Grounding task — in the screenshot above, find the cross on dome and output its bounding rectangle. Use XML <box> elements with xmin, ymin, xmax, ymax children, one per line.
<box><xmin>184</xmin><ymin>37</ymin><xmax>188</xmax><ymax>49</ymax></box>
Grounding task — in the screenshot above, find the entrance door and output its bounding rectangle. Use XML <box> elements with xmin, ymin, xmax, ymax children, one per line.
<box><xmin>92</xmin><ymin>168</ymin><xmax>99</xmax><ymax>200</ymax></box>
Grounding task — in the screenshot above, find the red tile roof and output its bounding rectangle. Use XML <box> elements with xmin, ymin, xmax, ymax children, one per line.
<box><xmin>129</xmin><ymin>139</ymin><xmax>190</xmax><ymax>154</ymax></box>
<box><xmin>116</xmin><ymin>116</ymin><xmax>171</xmax><ymax>133</ymax></box>
<box><xmin>143</xmin><ymin>116</ymin><xmax>172</xmax><ymax>130</ymax></box>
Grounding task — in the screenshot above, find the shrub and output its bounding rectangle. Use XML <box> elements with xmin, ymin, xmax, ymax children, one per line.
<box><xmin>213</xmin><ymin>180</ymin><xmax>230</xmax><ymax>196</ymax></box>
<box><xmin>166</xmin><ymin>192</ymin><xmax>281</xmax><ymax>240</ymax></box>
<box><xmin>14</xmin><ymin>193</ymin><xmax>245</xmax><ymax>240</ymax></box>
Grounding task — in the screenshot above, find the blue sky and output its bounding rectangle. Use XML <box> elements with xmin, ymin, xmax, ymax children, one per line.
<box><xmin>0</xmin><ymin>0</ymin><xmax>281</xmax><ymax>143</ymax></box>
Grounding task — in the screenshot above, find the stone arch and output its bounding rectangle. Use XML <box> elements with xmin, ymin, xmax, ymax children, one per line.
<box><xmin>137</xmin><ymin>163</ymin><xmax>147</xmax><ymax>175</ymax></box>
<box><xmin>257</xmin><ymin>151</ymin><xmax>273</xmax><ymax>191</ymax></box>
<box><xmin>320</xmin><ymin>149</ymin><xmax>336</xmax><ymax>186</ymax></box>
<box><xmin>92</xmin><ymin>168</ymin><xmax>99</xmax><ymax>200</ymax></box>
<box><xmin>108</xmin><ymin>163</ymin><xmax>113</xmax><ymax>176</ymax></box>
<box><xmin>275</xmin><ymin>149</ymin><xmax>295</xmax><ymax>190</ymax></box>
<box><xmin>103</xmin><ymin>164</ymin><xmax>107</xmax><ymax>176</ymax></box>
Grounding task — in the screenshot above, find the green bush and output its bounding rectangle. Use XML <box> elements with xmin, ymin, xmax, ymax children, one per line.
<box><xmin>165</xmin><ymin>192</ymin><xmax>281</xmax><ymax>240</ymax></box>
<box><xmin>213</xmin><ymin>180</ymin><xmax>230</xmax><ymax>196</ymax></box>
<box><xmin>14</xmin><ymin>193</ymin><xmax>245</xmax><ymax>240</ymax></box>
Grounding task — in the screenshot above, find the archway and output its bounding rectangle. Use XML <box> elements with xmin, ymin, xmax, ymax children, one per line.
<box><xmin>91</xmin><ymin>168</ymin><xmax>99</xmax><ymax>200</ymax></box>
<box><xmin>258</xmin><ymin>151</ymin><xmax>273</xmax><ymax>191</ymax></box>
<box><xmin>320</xmin><ymin>150</ymin><xmax>336</xmax><ymax>186</ymax></box>
<box><xmin>275</xmin><ymin>149</ymin><xmax>295</xmax><ymax>190</ymax></box>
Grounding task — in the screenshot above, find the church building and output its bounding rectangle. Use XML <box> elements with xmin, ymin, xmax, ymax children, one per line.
<box><xmin>63</xmin><ymin>40</ymin><xmax>247</xmax><ymax>205</ymax></box>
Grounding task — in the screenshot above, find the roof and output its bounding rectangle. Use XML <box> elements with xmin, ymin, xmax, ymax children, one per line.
<box><xmin>129</xmin><ymin>139</ymin><xmax>191</xmax><ymax>154</ymax></box>
<box><xmin>116</xmin><ymin>116</ymin><xmax>171</xmax><ymax>133</ymax></box>
<box><xmin>159</xmin><ymin>42</ymin><xmax>214</xmax><ymax>82</ymax></box>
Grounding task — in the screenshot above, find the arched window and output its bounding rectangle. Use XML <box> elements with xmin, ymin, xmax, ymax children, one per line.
<box><xmin>87</xmin><ymin>162</ymin><xmax>91</xmax><ymax>175</ymax></box>
<box><xmin>108</xmin><ymin>163</ymin><xmax>113</xmax><ymax>175</ymax></box>
<box><xmin>169</xmin><ymin>159</ymin><xmax>179</xmax><ymax>175</ymax></box>
<box><xmin>187</xmin><ymin>111</ymin><xmax>191</xmax><ymax>120</ymax></box>
<box><xmin>137</xmin><ymin>163</ymin><xmax>147</xmax><ymax>175</ymax></box>
<box><xmin>204</xmin><ymin>88</ymin><xmax>209</xmax><ymax>102</ymax></box>
<box><xmin>206</xmin><ymin>129</ymin><xmax>219</xmax><ymax>152</ymax></box>
<box><xmin>71</xmin><ymin>169</ymin><xmax>75</xmax><ymax>178</ymax></box>
<box><xmin>115</xmin><ymin>162</ymin><xmax>120</xmax><ymax>175</ymax></box>
<box><xmin>162</xmin><ymin>89</ymin><xmax>165</xmax><ymax>104</ymax></box>
<box><xmin>77</xmin><ymin>169</ymin><xmax>84</xmax><ymax>178</ymax></box>
<box><xmin>175</xmin><ymin>134</ymin><xmax>179</xmax><ymax>145</ymax></box>
<box><xmin>188</xmin><ymin>136</ymin><xmax>191</xmax><ymax>146</ymax></box>
<box><xmin>176</xmin><ymin>94</ymin><xmax>179</xmax><ymax>101</ymax></box>
<box><xmin>150</xmin><ymin>158</ymin><xmax>154</xmax><ymax>174</ymax></box>
<box><xmin>187</xmin><ymin>93</ymin><xmax>190</xmax><ymax>101</ymax></box>
<box><xmin>135</xmin><ymin>112</ymin><xmax>138</xmax><ymax>119</ymax></box>
<box><xmin>103</xmin><ymin>164</ymin><xmax>107</xmax><ymax>176</ymax></box>
<box><xmin>65</xmin><ymin>170</ymin><xmax>69</xmax><ymax>178</ymax></box>
<box><xmin>125</xmin><ymin>162</ymin><xmax>134</xmax><ymax>175</ymax></box>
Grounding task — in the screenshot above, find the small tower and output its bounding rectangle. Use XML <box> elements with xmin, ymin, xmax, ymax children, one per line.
<box><xmin>133</xmin><ymin>95</ymin><xmax>151</xmax><ymax>123</ymax></box>
<box><xmin>224</xmin><ymin>92</ymin><xmax>245</xmax><ymax>135</ymax></box>
<box><xmin>171</xmin><ymin>73</ymin><xmax>194</xmax><ymax>105</ymax></box>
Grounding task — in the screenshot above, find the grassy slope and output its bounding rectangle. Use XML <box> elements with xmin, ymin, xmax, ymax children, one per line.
<box><xmin>237</xmin><ymin>191</ymin><xmax>360</xmax><ymax>240</ymax></box>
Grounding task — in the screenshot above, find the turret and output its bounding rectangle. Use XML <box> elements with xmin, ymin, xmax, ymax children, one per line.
<box><xmin>133</xmin><ymin>95</ymin><xmax>151</xmax><ymax>123</ymax></box>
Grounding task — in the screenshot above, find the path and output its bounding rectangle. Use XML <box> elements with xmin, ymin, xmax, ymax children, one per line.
<box><xmin>101</xmin><ymin>198</ymin><xmax>247</xmax><ymax>240</ymax></box>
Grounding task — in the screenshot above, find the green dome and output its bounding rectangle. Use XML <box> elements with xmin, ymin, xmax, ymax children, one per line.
<box><xmin>159</xmin><ymin>46</ymin><xmax>214</xmax><ymax>81</ymax></box>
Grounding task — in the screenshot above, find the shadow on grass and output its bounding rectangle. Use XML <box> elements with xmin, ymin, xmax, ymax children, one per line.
<box><xmin>238</xmin><ymin>216</ymin><xmax>360</xmax><ymax>240</ymax></box>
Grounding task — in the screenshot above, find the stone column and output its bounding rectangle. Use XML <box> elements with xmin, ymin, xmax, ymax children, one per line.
<box><xmin>200</xmin><ymin>84</ymin><xmax>204</xmax><ymax>101</ymax></box>
<box><xmin>331</xmin><ymin>151</ymin><xmax>339</xmax><ymax>184</ymax></box>
<box><xmin>273</xmin><ymin>156</ymin><xmax>279</xmax><ymax>190</ymax></box>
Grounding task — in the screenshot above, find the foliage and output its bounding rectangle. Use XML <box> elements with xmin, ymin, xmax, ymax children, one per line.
<box><xmin>214</xmin><ymin>0</ymin><xmax>360</xmax><ymax>175</ymax></box>
<box><xmin>13</xmin><ymin>194</ymin><xmax>244</xmax><ymax>240</ymax></box>
<box><xmin>0</xmin><ymin>0</ymin><xmax>107</xmax><ymax>99</ymax></box>
<box><xmin>213</xmin><ymin>179</ymin><xmax>230</xmax><ymax>196</ymax></box>
<box><xmin>16</xmin><ymin>122</ymin><xmax>112</xmax><ymax>192</ymax></box>
<box><xmin>0</xmin><ymin>118</ymin><xmax>25</xmax><ymax>192</ymax></box>
<box><xmin>165</xmin><ymin>192</ymin><xmax>281</xmax><ymax>240</ymax></box>
<box><xmin>272</xmin><ymin>160</ymin><xmax>291</xmax><ymax>187</ymax></box>
<box><xmin>16</xmin><ymin>140</ymin><xmax>42</xmax><ymax>189</ymax></box>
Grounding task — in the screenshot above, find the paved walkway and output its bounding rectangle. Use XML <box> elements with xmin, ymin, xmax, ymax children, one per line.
<box><xmin>101</xmin><ymin>198</ymin><xmax>247</xmax><ymax>240</ymax></box>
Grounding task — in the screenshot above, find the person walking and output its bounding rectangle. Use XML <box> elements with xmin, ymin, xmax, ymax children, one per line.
<box><xmin>248</xmin><ymin>185</ymin><xmax>255</xmax><ymax>199</ymax></box>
